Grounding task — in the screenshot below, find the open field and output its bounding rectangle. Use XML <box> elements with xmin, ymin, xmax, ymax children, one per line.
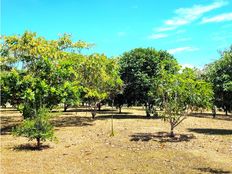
<box><xmin>1</xmin><ymin>107</ymin><xmax>232</xmax><ymax>174</ymax></box>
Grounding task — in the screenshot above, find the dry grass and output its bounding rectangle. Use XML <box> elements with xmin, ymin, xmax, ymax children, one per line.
<box><xmin>1</xmin><ymin>106</ymin><xmax>232</xmax><ymax>174</ymax></box>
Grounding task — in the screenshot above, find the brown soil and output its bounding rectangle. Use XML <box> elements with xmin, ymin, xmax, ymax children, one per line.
<box><xmin>1</xmin><ymin>107</ymin><xmax>232</xmax><ymax>174</ymax></box>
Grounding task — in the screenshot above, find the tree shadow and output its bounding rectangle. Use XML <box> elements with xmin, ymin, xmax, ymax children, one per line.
<box><xmin>51</xmin><ymin>115</ymin><xmax>94</xmax><ymax>127</ymax></box>
<box><xmin>188</xmin><ymin>128</ymin><xmax>232</xmax><ymax>135</ymax></box>
<box><xmin>12</xmin><ymin>144</ymin><xmax>51</xmax><ymax>151</ymax></box>
<box><xmin>130</xmin><ymin>132</ymin><xmax>195</xmax><ymax>142</ymax></box>
<box><xmin>96</xmin><ymin>114</ymin><xmax>149</xmax><ymax>120</ymax></box>
<box><xmin>64</xmin><ymin>108</ymin><xmax>133</xmax><ymax>115</ymax></box>
<box><xmin>0</xmin><ymin>115</ymin><xmax>21</xmax><ymax>135</ymax></box>
<box><xmin>0</xmin><ymin>124</ymin><xmax>19</xmax><ymax>135</ymax></box>
<box><xmin>189</xmin><ymin>112</ymin><xmax>232</xmax><ymax>121</ymax></box>
<box><xmin>196</xmin><ymin>167</ymin><xmax>231</xmax><ymax>174</ymax></box>
<box><xmin>1</xmin><ymin>115</ymin><xmax>21</xmax><ymax>124</ymax></box>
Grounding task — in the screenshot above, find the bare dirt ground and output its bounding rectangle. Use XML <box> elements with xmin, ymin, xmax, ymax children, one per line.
<box><xmin>1</xmin><ymin>106</ymin><xmax>232</xmax><ymax>174</ymax></box>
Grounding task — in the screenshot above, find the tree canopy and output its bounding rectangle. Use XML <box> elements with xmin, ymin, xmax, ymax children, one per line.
<box><xmin>119</xmin><ymin>48</ymin><xmax>179</xmax><ymax>116</ymax></box>
<box><xmin>204</xmin><ymin>45</ymin><xmax>232</xmax><ymax>115</ymax></box>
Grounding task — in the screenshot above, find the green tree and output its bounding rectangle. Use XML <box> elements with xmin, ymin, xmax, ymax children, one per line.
<box><xmin>0</xmin><ymin>31</ymin><xmax>90</xmax><ymax>146</ymax></box>
<box><xmin>0</xmin><ymin>31</ymin><xmax>88</xmax><ymax>116</ymax></box>
<box><xmin>159</xmin><ymin>67</ymin><xmax>213</xmax><ymax>136</ymax></box>
<box><xmin>77</xmin><ymin>54</ymin><xmax>123</xmax><ymax>118</ymax></box>
<box><xmin>204</xmin><ymin>46</ymin><xmax>232</xmax><ymax>115</ymax></box>
<box><xmin>119</xmin><ymin>48</ymin><xmax>179</xmax><ymax>117</ymax></box>
<box><xmin>12</xmin><ymin>108</ymin><xmax>56</xmax><ymax>148</ymax></box>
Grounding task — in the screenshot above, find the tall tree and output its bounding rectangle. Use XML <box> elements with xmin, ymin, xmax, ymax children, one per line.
<box><xmin>0</xmin><ymin>31</ymin><xmax>90</xmax><ymax>146</ymax></box>
<box><xmin>204</xmin><ymin>45</ymin><xmax>232</xmax><ymax>115</ymax></box>
<box><xmin>119</xmin><ymin>48</ymin><xmax>179</xmax><ymax>117</ymax></box>
<box><xmin>76</xmin><ymin>54</ymin><xmax>123</xmax><ymax>118</ymax></box>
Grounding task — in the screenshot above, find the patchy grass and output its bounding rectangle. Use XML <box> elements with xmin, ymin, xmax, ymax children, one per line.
<box><xmin>1</xmin><ymin>107</ymin><xmax>232</xmax><ymax>174</ymax></box>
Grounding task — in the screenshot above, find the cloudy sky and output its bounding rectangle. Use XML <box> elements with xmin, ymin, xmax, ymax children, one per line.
<box><xmin>2</xmin><ymin>0</ymin><xmax>232</xmax><ymax>68</ymax></box>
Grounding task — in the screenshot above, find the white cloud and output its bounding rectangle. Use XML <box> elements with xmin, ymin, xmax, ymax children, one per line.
<box><xmin>152</xmin><ymin>1</ymin><xmax>228</xmax><ymax>36</ymax></box>
<box><xmin>155</xmin><ymin>26</ymin><xmax>177</xmax><ymax>32</ymax></box>
<box><xmin>148</xmin><ymin>33</ymin><xmax>168</xmax><ymax>40</ymax></box>
<box><xmin>165</xmin><ymin>0</ymin><xmax>228</xmax><ymax>27</ymax></box>
<box><xmin>201</xmin><ymin>12</ymin><xmax>232</xmax><ymax>23</ymax></box>
<box><xmin>168</xmin><ymin>46</ymin><xmax>199</xmax><ymax>54</ymax></box>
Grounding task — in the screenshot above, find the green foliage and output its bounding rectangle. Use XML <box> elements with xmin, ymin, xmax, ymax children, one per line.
<box><xmin>204</xmin><ymin>45</ymin><xmax>232</xmax><ymax>114</ymax></box>
<box><xmin>158</xmin><ymin>67</ymin><xmax>213</xmax><ymax>136</ymax></box>
<box><xmin>120</xmin><ymin>48</ymin><xmax>179</xmax><ymax>116</ymax></box>
<box><xmin>0</xmin><ymin>31</ymin><xmax>88</xmax><ymax>116</ymax></box>
<box><xmin>79</xmin><ymin>54</ymin><xmax>122</xmax><ymax>102</ymax></box>
<box><xmin>12</xmin><ymin>108</ymin><xmax>56</xmax><ymax>148</ymax></box>
<box><xmin>74</xmin><ymin>53</ymin><xmax>123</xmax><ymax>117</ymax></box>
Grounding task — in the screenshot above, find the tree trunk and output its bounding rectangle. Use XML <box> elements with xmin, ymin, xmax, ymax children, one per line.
<box><xmin>170</xmin><ymin>127</ymin><xmax>175</xmax><ymax>137</ymax></box>
<box><xmin>98</xmin><ymin>103</ymin><xmax>101</xmax><ymax>111</ymax></box>
<box><xmin>212</xmin><ymin>105</ymin><xmax>216</xmax><ymax>118</ymax></box>
<box><xmin>36</xmin><ymin>137</ymin><xmax>41</xmax><ymax>148</ymax></box>
<box><xmin>91</xmin><ymin>105</ymin><xmax>97</xmax><ymax>119</ymax></box>
<box><xmin>119</xmin><ymin>106</ymin><xmax>122</xmax><ymax>114</ymax></box>
<box><xmin>64</xmin><ymin>104</ymin><xmax>68</xmax><ymax>112</ymax></box>
<box><xmin>213</xmin><ymin>112</ymin><xmax>216</xmax><ymax>119</ymax></box>
<box><xmin>145</xmin><ymin>103</ymin><xmax>150</xmax><ymax>117</ymax></box>
<box><xmin>170</xmin><ymin>125</ymin><xmax>174</xmax><ymax>137</ymax></box>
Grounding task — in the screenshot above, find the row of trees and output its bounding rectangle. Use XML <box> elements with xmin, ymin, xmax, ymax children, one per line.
<box><xmin>118</xmin><ymin>48</ymin><xmax>214</xmax><ymax>136</ymax></box>
<box><xmin>0</xmin><ymin>32</ymin><xmax>122</xmax><ymax>147</ymax></box>
<box><xmin>0</xmin><ymin>31</ymin><xmax>231</xmax><ymax>147</ymax></box>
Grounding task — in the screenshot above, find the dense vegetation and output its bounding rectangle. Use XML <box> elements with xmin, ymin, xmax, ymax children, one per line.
<box><xmin>0</xmin><ymin>31</ymin><xmax>231</xmax><ymax>147</ymax></box>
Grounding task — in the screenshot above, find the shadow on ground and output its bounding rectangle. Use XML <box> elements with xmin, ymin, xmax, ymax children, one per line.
<box><xmin>130</xmin><ymin>132</ymin><xmax>195</xmax><ymax>142</ymax></box>
<box><xmin>1</xmin><ymin>115</ymin><xmax>21</xmax><ymax>125</ymax></box>
<box><xmin>0</xmin><ymin>124</ymin><xmax>19</xmax><ymax>135</ymax></box>
<box><xmin>188</xmin><ymin>128</ymin><xmax>232</xmax><ymax>135</ymax></box>
<box><xmin>0</xmin><ymin>115</ymin><xmax>22</xmax><ymax>135</ymax></box>
<box><xmin>96</xmin><ymin>114</ymin><xmax>150</xmax><ymax>120</ymax></box>
<box><xmin>196</xmin><ymin>167</ymin><xmax>231</xmax><ymax>174</ymax></box>
<box><xmin>51</xmin><ymin>115</ymin><xmax>94</xmax><ymax>127</ymax></box>
<box><xmin>12</xmin><ymin>144</ymin><xmax>51</xmax><ymax>151</ymax></box>
<box><xmin>189</xmin><ymin>112</ymin><xmax>232</xmax><ymax>121</ymax></box>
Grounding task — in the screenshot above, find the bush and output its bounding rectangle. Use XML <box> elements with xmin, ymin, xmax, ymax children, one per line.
<box><xmin>12</xmin><ymin>107</ymin><xmax>56</xmax><ymax>148</ymax></box>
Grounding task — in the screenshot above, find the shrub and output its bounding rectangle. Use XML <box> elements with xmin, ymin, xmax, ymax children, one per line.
<box><xmin>13</xmin><ymin>107</ymin><xmax>56</xmax><ymax>149</ymax></box>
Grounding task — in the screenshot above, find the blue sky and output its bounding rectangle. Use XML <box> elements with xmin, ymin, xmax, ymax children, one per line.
<box><xmin>2</xmin><ymin>0</ymin><xmax>232</xmax><ymax>68</ymax></box>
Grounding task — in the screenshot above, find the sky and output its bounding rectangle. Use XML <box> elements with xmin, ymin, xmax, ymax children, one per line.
<box><xmin>1</xmin><ymin>0</ymin><xmax>232</xmax><ymax>68</ymax></box>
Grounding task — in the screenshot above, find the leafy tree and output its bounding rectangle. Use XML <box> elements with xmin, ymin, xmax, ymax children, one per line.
<box><xmin>12</xmin><ymin>108</ymin><xmax>56</xmax><ymax>148</ymax></box>
<box><xmin>204</xmin><ymin>46</ymin><xmax>232</xmax><ymax>115</ymax></box>
<box><xmin>0</xmin><ymin>31</ymin><xmax>90</xmax><ymax>146</ymax></box>
<box><xmin>159</xmin><ymin>67</ymin><xmax>213</xmax><ymax>136</ymax></box>
<box><xmin>76</xmin><ymin>54</ymin><xmax>123</xmax><ymax>118</ymax></box>
<box><xmin>119</xmin><ymin>48</ymin><xmax>179</xmax><ymax>117</ymax></box>
<box><xmin>0</xmin><ymin>31</ymin><xmax>88</xmax><ymax>116</ymax></box>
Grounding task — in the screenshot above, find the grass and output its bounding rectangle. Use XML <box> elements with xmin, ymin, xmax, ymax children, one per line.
<box><xmin>1</xmin><ymin>106</ymin><xmax>232</xmax><ymax>174</ymax></box>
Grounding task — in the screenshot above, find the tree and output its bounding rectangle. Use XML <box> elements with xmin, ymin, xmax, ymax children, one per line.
<box><xmin>12</xmin><ymin>108</ymin><xmax>56</xmax><ymax>148</ymax></box>
<box><xmin>76</xmin><ymin>54</ymin><xmax>123</xmax><ymax>118</ymax></box>
<box><xmin>114</xmin><ymin>93</ymin><xmax>124</xmax><ymax>113</ymax></box>
<box><xmin>0</xmin><ymin>31</ymin><xmax>88</xmax><ymax>116</ymax></box>
<box><xmin>204</xmin><ymin>46</ymin><xmax>232</xmax><ymax>115</ymax></box>
<box><xmin>158</xmin><ymin>67</ymin><xmax>213</xmax><ymax>137</ymax></box>
<box><xmin>0</xmin><ymin>31</ymin><xmax>90</xmax><ymax>146</ymax></box>
<box><xmin>119</xmin><ymin>48</ymin><xmax>179</xmax><ymax>117</ymax></box>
